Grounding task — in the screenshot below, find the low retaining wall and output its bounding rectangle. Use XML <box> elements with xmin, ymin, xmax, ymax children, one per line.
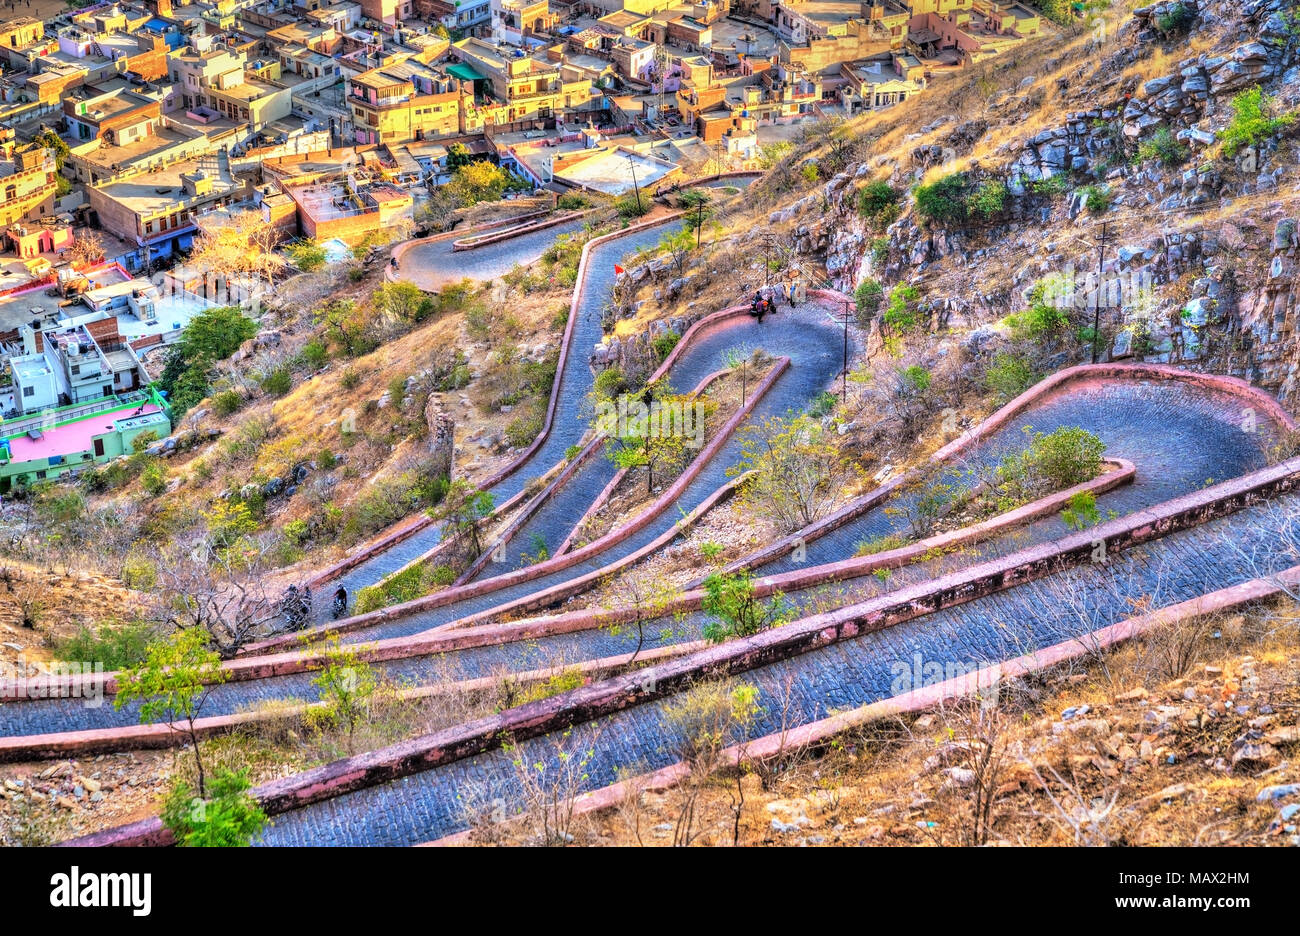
<box><xmin>4</xmin><ymin>642</ymin><xmax>703</xmax><ymax>765</ymax></box>
<box><xmin>450</xmin><ymin>209</ymin><xmax>596</xmax><ymax>251</ymax></box>
<box><xmin>61</xmin><ymin>457</ymin><xmax>1300</xmax><ymax>843</ymax></box>
<box><xmin>425</xmin><ymin>563</ymin><xmax>1300</xmax><ymax>846</ymax></box>
<box><xmin>704</xmin><ymin>361</ymin><xmax>1297</xmax><ymax>581</ymax></box>
<box><xmin>0</xmin><ymin>452</ymin><xmax>1131</xmax><ymax>702</ymax></box>
<box><xmin>305</xmin><ymin>211</ymin><xmax>687</xmax><ymax>588</ymax></box>
<box><xmin>256</xmin><ymin>355</ymin><xmax>790</xmax><ymax>650</ymax></box>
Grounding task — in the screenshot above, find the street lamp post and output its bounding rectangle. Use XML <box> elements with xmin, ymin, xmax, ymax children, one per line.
<box><xmin>824</xmin><ymin>301</ymin><xmax>853</xmax><ymax>405</ymax></box>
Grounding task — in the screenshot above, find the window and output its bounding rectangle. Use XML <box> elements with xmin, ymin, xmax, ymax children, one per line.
<box><xmin>93</xmin><ymin>438</ymin><xmax>105</xmax><ymax>458</ymax></box>
<box><xmin>22</xmin><ymin>385</ymin><xmax>33</xmax><ymax>397</ymax></box>
<box><xmin>71</xmin><ymin>364</ymin><xmax>80</xmax><ymax>375</ymax></box>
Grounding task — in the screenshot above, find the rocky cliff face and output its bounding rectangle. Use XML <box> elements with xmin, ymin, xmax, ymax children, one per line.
<box><xmin>767</xmin><ymin>0</ymin><xmax>1300</xmax><ymax>398</ymax></box>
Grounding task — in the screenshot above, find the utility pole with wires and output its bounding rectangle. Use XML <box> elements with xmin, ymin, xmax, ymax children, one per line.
<box><xmin>625</xmin><ymin>152</ymin><xmax>642</xmax><ymax>213</ymax></box>
<box><xmin>828</xmin><ymin>300</ymin><xmax>852</xmax><ymax>404</ymax></box>
<box><xmin>1091</xmin><ymin>219</ymin><xmax>1115</xmax><ymax>365</ymax></box>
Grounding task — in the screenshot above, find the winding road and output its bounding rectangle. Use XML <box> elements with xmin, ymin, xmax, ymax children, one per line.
<box><xmin>14</xmin><ymin>186</ymin><xmax>1299</xmax><ymax>847</ymax></box>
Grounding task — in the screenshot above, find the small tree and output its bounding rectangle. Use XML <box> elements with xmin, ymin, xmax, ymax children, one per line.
<box><xmin>67</xmin><ymin>230</ymin><xmax>106</xmax><ymax>271</ymax></box>
<box><xmin>286</xmin><ymin>239</ymin><xmax>328</xmax><ymax>272</ymax></box>
<box><xmin>700</xmin><ymin>570</ymin><xmax>789</xmax><ymax>643</ymax></box>
<box><xmin>304</xmin><ymin>635</ymin><xmax>378</xmax><ymax>754</ymax></box>
<box><xmin>659</xmin><ymin>226</ymin><xmax>696</xmax><ymax>277</ymax></box>
<box><xmin>602</xmin><ymin>569</ymin><xmax>680</xmax><ymax>663</ymax></box>
<box><xmin>732</xmin><ymin>412</ymin><xmax>862</xmax><ymax>533</ymax></box>
<box><xmin>722</xmin><ymin>346</ymin><xmax>761</xmax><ymax>405</ymax></box>
<box><xmin>159</xmin><ymin>767</ymin><xmax>266</xmax><ymax>847</ymax></box>
<box><xmin>373</xmin><ymin>280</ymin><xmax>434</xmax><ymax>326</ymax></box>
<box><xmin>662</xmin><ymin>679</ymin><xmax>762</xmax><ymax>845</ymax></box>
<box><xmin>432</xmin><ymin>478</ymin><xmax>495</xmax><ymax>565</ymax></box>
<box><xmin>115</xmin><ymin>628</ymin><xmax>227</xmax><ymax>797</ymax></box>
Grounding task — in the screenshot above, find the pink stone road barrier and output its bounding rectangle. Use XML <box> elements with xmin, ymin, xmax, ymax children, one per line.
<box><xmin>424</xmin><ymin>563</ymin><xmax>1300</xmax><ymax>846</ymax></box>
<box><xmin>304</xmin><ymin>211</ymin><xmax>690</xmax><ymax>589</ymax></box>
<box><xmin>246</xmin><ymin>354</ymin><xmax>791</xmax><ymax>654</ymax></box>
<box><xmin>0</xmin><ymin>453</ymin><xmax>1130</xmax><ymax>704</ymax></box>
<box><xmin>2</xmin><ymin>641</ymin><xmax>704</xmax><ymax>764</ymax></box>
<box><xmin>703</xmin><ymin>361</ymin><xmax>1297</xmax><ymax>582</ymax></box>
<box><xmin>552</xmin><ymin>366</ymin><xmax>733</xmax><ymax>557</ymax></box>
<box><xmin>462</xmin><ymin>365</ymin><xmax>732</xmax><ymax>581</ymax></box>
<box><xmin>450</xmin><ymin>209</ymin><xmax>598</xmax><ymax>251</ymax></box>
<box><xmin>61</xmin><ymin>458</ymin><xmax>1300</xmax><ymax>845</ymax></box>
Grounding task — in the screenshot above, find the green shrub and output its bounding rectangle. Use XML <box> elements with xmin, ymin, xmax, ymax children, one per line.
<box><xmin>48</xmin><ymin>621</ymin><xmax>157</xmax><ymax>671</ymax></box>
<box><xmin>998</xmin><ymin>426</ymin><xmax>1106</xmax><ymax>498</ymax></box>
<box><xmin>616</xmin><ymin>195</ymin><xmax>649</xmax><ymax>219</ymax></box>
<box><xmin>556</xmin><ymin>193</ymin><xmax>589</xmax><ymax>210</ymax></box>
<box><xmin>900</xmin><ymin>365</ymin><xmax>931</xmax><ymax>393</ymax></box>
<box><xmin>700</xmin><ymin>570</ymin><xmax>789</xmax><ymax>643</ymax></box>
<box><xmin>652</xmin><ymin>331</ymin><xmax>681</xmax><ymax>360</ymax></box>
<box><xmin>857</xmin><ymin>180</ymin><xmax>901</xmax><ymax>226</ymax></box>
<box><xmin>140</xmin><ymin>460</ymin><xmax>167</xmax><ymax>496</ymax></box>
<box><xmin>1220</xmin><ymin>86</ymin><xmax>1296</xmax><ymax>158</ymax></box>
<box><xmin>1061</xmin><ymin>490</ymin><xmax>1102</xmax><ymax>530</ymax></box>
<box><xmin>339</xmin><ymin>367</ymin><xmax>361</xmax><ymax>390</ymax></box>
<box><xmin>505</xmin><ymin>411</ymin><xmax>543</xmax><ymax>449</ymax></box>
<box><xmin>914</xmin><ymin>173</ymin><xmax>969</xmax><ymax>226</ymax></box>
<box><xmin>968</xmin><ymin>179</ymin><xmax>1009</xmax><ymax>219</ymax></box>
<box><xmin>870</xmin><ymin>237</ymin><xmax>890</xmax><ymax>267</ymax></box>
<box><xmin>985</xmin><ymin>352</ymin><xmax>1036</xmax><ymax>402</ymax></box>
<box><xmin>286</xmin><ymin>239</ymin><xmax>327</xmax><ymax>272</ymax></box>
<box><xmin>854</xmin><ymin>532</ymin><xmax>910</xmax><ymax>556</ymax></box>
<box><xmin>1080</xmin><ymin>184</ymin><xmax>1112</xmax><ymax>215</ymax></box>
<box><xmin>855</xmin><ymin>279</ymin><xmax>884</xmax><ymax>325</ymax></box>
<box><xmin>283</xmin><ymin>518</ymin><xmax>310</xmax><ymax>544</ymax></box>
<box><xmin>160</xmin><ymin>767</ymin><xmax>267</xmax><ymax>847</ymax></box>
<box><xmin>1010</xmin><ymin>277</ymin><xmax>1072</xmax><ymax>339</ymax></box>
<box><xmin>807</xmin><ymin>390</ymin><xmax>837</xmax><ymax>418</ymax></box>
<box><xmin>883</xmin><ymin>284</ymin><xmax>921</xmax><ymax>332</ymax></box>
<box><xmin>1136</xmin><ymin>127</ymin><xmax>1189</xmax><ymax>166</ymax></box>
<box><xmin>1155</xmin><ymin>1</ymin><xmax>1195</xmax><ymax>33</ymax></box>
<box><xmin>593</xmin><ymin>365</ymin><xmax>626</xmax><ymax>400</ymax></box>
<box><xmin>1031</xmin><ymin>174</ymin><xmax>1070</xmax><ymax>198</ymax></box>
<box><xmin>317</xmin><ymin>449</ymin><xmax>338</xmax><ymax>470</ymax></box>
<box><xmin>212</xmin><ymin>389</ymin><xmax>243</xmax><ymax>416</ymax></box>
<box><xmin>260</xmin><ymin>367</ymin><xmax>293</xmax><ymax>396</ymax></box>
<box><xmin>298</xmin><ymin>340</ymin><xmax>329</xmax><ymax>371</ymax></box>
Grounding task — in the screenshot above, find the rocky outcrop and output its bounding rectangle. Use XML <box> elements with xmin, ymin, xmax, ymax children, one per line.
<box><xmin>1233</xmin><ymin>218</ymin><xmax>1300</xmax><ymax>396</ymax></box>
<box><xmin>590</xmin><ymin>315</ymin><xmax>696</xmax><ymax>385</ymax></box>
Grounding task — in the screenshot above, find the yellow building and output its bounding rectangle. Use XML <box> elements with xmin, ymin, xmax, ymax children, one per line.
<box><xmin>349</xmin><ymin>61</ymin><xmax>467</xmax><ymax>145</ymax></box>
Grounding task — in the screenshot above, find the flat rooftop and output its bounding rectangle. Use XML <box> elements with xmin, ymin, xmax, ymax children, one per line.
<box><xmin>554</xmin><ymin>148</ymin><xmax>676</xmax><ymax>195</ymax></box>
<box><xmin>6</xmin><ymin>402</ymin><xmax>163</xmax><ymax>464</ymax></box>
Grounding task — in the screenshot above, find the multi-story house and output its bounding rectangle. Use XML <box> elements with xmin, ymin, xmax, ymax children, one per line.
<box><xmin>349</xmin><ymin>59</ymin><xmax>465</xmax><ymax>144</ymax></box>
<box><xmin>86</xmin><ymin>152</ymin><xmax>245</xmax><ymax>267</ymax></box>
<box><xmin>453</xmin><ymin>37</ymin><xmax>578</xmax><ymax>123</ymax></box>
<box><xmin>0</xmin><ymin>143</ymin><xmax>58</xmax><ymax>227</ymax></box>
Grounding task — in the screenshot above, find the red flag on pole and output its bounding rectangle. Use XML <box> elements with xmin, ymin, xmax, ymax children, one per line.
<box><xmin>614</xmin><ymin>264</ymin><xmax>625</xmax><ymax>275</ymax></box>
